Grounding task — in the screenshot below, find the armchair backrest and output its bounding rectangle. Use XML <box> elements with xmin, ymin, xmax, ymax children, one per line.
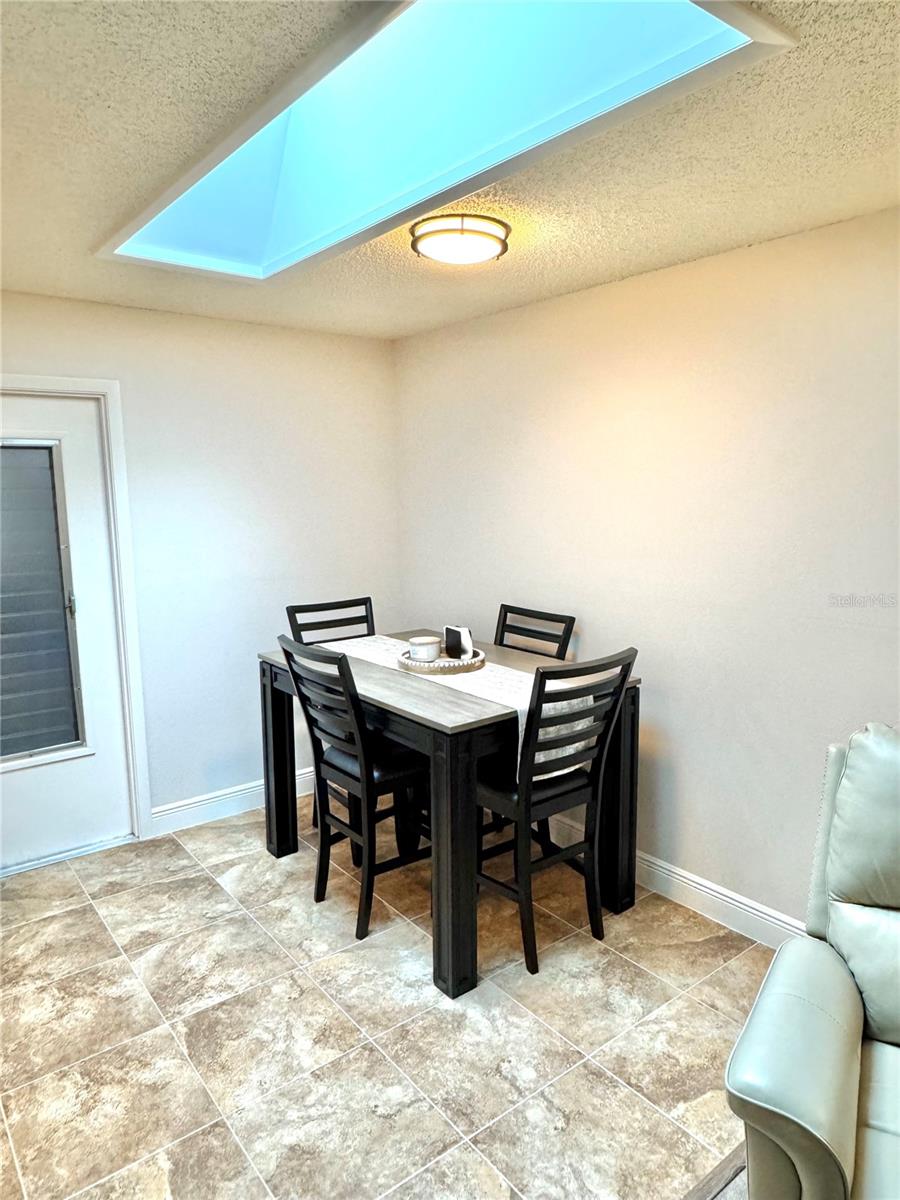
<box><xmin>806</xmin><ymin>742</ymin><xmax>848</xmax><ymax>940</ymax></box>
<box><xmin>807</xmin><ymin>722</ymin><xmax>900</xmax><ymax>1044</ymax></box>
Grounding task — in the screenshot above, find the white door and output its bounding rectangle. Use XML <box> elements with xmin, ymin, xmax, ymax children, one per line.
<box><xmin>1</xmin><ymin>391</ymin><xmax>135</xmax><ymax>868</ymax></box>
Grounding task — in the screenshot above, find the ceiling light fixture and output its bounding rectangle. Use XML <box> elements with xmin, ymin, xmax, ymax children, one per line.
<box><xmin>410</xmin><ymin>214</ymin><xmax>510</xmax><ymax>265</ymax></box>
<box><xmin>105</xmin><ymin>3</ymin><xmax>792</xmax><ymax>279</ymax></box>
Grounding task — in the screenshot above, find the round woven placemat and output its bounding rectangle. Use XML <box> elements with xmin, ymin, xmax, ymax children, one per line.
<box><xmin>398</xmin><ymin>649</ymin><xmax>486</xmax><ymax>675</ymax></box>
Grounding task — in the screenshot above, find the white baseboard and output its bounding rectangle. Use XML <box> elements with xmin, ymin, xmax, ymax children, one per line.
<box><xmin>636</xmin><ymin>850</ymin><xmax>805</xmax><ymax>948</ymax></box>
<box><xmin>6</xmin><ymin>775</ymin><xmax>805</xmax><ymax>949</ymax></box>
<box><xmin>1</xmin><ymin>770</ymin><xmax>317</xmax><ymax>876</ymax></box>
<box><xmin>550</xmin><ymin>813</ymin><xmax>803</xmax><ymax>949</ymax></box>
<box><xmin>148</xmin><ymin>768</ymin><xmax>316</xmax><ymax>836</ymax></box>
<box><xmin>0</xmin><ymin>834</ymin><xmax>137</xmax><ymax>878</ymax></box>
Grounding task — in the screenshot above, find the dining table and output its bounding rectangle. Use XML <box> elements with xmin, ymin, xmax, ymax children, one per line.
<box><xmin>258</xmin><ymin>629</ymin><xmax>640</xmax><ymax>998</ymax></box>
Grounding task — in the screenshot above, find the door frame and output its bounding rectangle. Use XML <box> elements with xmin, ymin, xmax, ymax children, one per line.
<box><xmin>1</xmin><ymin>374</ymin><xmax>151</xmax><ymax>857</ymax></box>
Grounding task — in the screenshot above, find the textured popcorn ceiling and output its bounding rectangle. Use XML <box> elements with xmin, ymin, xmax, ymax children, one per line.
<box><xmin>1</xmin><ymin>1</ymin><xmax>897</xmax><ymax>340</ymax></box>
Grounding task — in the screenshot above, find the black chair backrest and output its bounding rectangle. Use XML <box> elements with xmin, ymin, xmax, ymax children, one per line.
<box><xmin>519</xmin><ymin>648</ymin><xmax>637</xmax><ymax>803</ymax></box>
<box><xmin>286</xmin><ymin>596</ymin><xmax>374</xmax><ymax>644</ymax></box>
<box><xmin>495</xmin><ymin>604</ymin><xmax>576</xmax><ymax>660</ymax></box>
<box><xmin>278</xmin><ymin>635</ymin><xmax>370</xmax><ymax>779</ymax></box>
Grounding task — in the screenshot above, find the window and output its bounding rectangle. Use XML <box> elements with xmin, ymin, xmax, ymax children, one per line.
<box><xmin>0</xmin><ymin>443</ymin><xmax>83</xmax><ymax>759</ymax></box>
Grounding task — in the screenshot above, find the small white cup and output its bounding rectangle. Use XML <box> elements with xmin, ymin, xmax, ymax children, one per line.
<box><xmin>409</xmin><ymin>635</ymin><xmax>441</xmax><ymax>663</ymax></box>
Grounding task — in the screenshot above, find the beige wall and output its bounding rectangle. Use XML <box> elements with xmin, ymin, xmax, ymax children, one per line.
<box><xmin>1</xmin><ymin>294</ymin><xmax>400</xmax><ymax>809</ymax></box>
<box><xmin>393</xmin><ymin>209</ymin><xmax>899</xmax><ymax>920</ymax></box>
<box><xmin>3</xmin><ymin>211</ymin><xmax>896</xmax><ymax>917</ymax></box>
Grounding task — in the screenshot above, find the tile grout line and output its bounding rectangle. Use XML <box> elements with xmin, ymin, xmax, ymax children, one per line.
<box><xmin>294</xmin><ymin>812</ymin><xmax>590</xmax><ymax>954</ymax></box>
<box><xmin>488</xmin><ymin>932</ymin><xmax>740</xmax><ymax>1065</ymax></box>
<box><xmin>481</xmin><ymin>977</ymin><xmax>595</xmax><ymax>1060</ymax></box>
<box><xmin>367</xmin><ymin>1002</ymin><xmax>603</xmax><ymax>1193</ymax></box>
<box><xmin>0</xmin><ymin>898</ymin><xmax>89</xmax><ymax>934</ymax></box>
<box><xmin>362</xmin><ymin>1041</ymin><xmax>476</xmax><ymax>1172</ymax></box>
<box><xmin>8</xmin><ymin>821</ymin><xmax>752</xmax><ymax>1195</ymax></box>
<box><xmin>97</xmin><ymin>900</ymin><xmax>247</xmax><ymax>962</ymax></box>
<box><xmin>82</xmin><ymin>864</ymin><xmax>223</xmax><ymax>909</ymax></box>
<box><xmin>164</xmin><ymin>826</ymin><xmax>749</xmax><ymax>1177</ymax></box>
<box><xmin>1</xmin><ymin>840</ymin><xmax>284</xmax><ymax>932</ymax></box>
<box><xmin>681</xmin><ymin>939</ymin><xmax>769</xmax><ymax>993</ymax></box>
<box><xmin>69</xmin><ymin>832</ymin><xmax>396</xmax><ymax>970</ymax></box>
<box><xmin>377</xmin><ymin>1039</ymin><xmax>719</xmax><ymax>1199</ymax></box>
<box><xmin>0</xmin><ymin>1094</ymin><xmax>29</xmax><ymax>1200</ymax></box>
<box><xmin>576</xmin><ymin>927</ymin><xmax>753</xmax><ymax>1168</ymax></box>
<box><xmin>459</xmin><ymin>1138</ymin><xmax>527</xmax><ymax>1200</ymax></box>
<box><xmin>375</xmin><ymin>1134</ymin><xmax>527</xmax><ymax>1200</ymax></box>
<box><xmin>336</xmin><ymin>995</ymin><xmax>444</xmax><ymax>1045</ymax></box>
<box><xmin>373</xmin><ymin>1143</ymin><xmax>465</xmax><ymax>1200</ymax></box>
<box><xmin>198</xmin><ymin>881</ymin><xmax>481</xmax><ymax>1200</ymax></box>
<box><xmin>70</xmin><ymin>864</ymin><xmax>277</xmax><ymax>1200</ymax></box>
<box><xmin>190</xmin><ymin>869</ymin><xmax>535</xmax><ymax>1200</ymax></box>
<box><xmin>593</xmin><ymin>991</ymin><xmax>714</xmax><ymax>1063</ymax></box>
<box><xmin>1</xmin><ymin>956</ymin><xmax>315</xmax><ymax>1100</ymax></box>
<box><xmin>525</xmin><ymin>922</ymin><xmax>688</xmax><ymax>997</ymax></box>
<box><xmin>171</xmin><ymin>828</ymin><xmax>393</xmax><ymax>996</ymax></box>
<box><xmin>1</xmin><ymin>940</ymin><xmax>328</xmax><ymax>1099</ymax></box>
<box><xmin>159</xmin><ymin>834</ymin><xmax>392</xmax><ymax>1194</ymax></box>
<box><xmin>175</xmin><ymin>835</ymin><xmax>416</xmax><ymax>972</ymax></box>
<box><xmin>1</xmin><ymin>961</ymin><xmax>366</xmax><ymax>1126</ymax></box>
<box><xmin>0</xmin><ymin>949</ymin><xmax>127</xmax><ymax>1003</ymax></box>
<box><xmin>169</xmin><ymin>832</ymin><xmax>419</xmax><ymax>1192</ymax></box>
<box><xmin>62</xmin><ymin>1118</ymin><xmax>224</xmax><ymax>1200</ymax></box>
<box><xmin>476</xmin><ymin>926</ymin><xmax>751</xmax><ymax>1171</ymax></box>
<box><xmin>582</xmin><ymin>991</ymin><xmax>744</xmax><ymax>1158</ymax></box>
<box><xmin>167</xmin><ymin>960</ymin><xmax>302</xmax><ymax>1022</ymax></box>
<box><xmin>681</xmin><ymin>990</ymin><xmax>744</xmax><ymax>1028</ymax></box>
<box><xmin>590</xmin><ymin>932</ymin><xmax>755</xmax><ymax>996</ymax></box>
<box><xmin>95</xmin><ymin>905</ymin><xmax>251</xmax><ymax>960</ymax></box>
<box><xmin>1</xmin><ymin>1026</ymin><xmax>175</xmax><ymax>1100</ymax></box>
<box><xmin>465</xmin><ymin>1056</ymin><xmax>589</xmax><ymax>1143</ymax></box>
<box><xmin>589</xmin><ymin>940</ymin><xmax>684</xmax><ymax>987</ymax></box>
<box><xmin>172</xmin><ymin>821</ymin><xmax>423</xmax><ymax>944</ymax></box>
<box><xmin>591</xmin><ymin>1061</ymin><xmax>726</xmax><ymax>1161</ymax></box>
<box><xmin>223</xmin><ymin>1036</ymin><xmax>371</xmax><ymax>1121</ymax></box>
<box><xmin>492</xmin><ymin>964</ymin><xmax>677</xmax><ymax>1060</ymax></box>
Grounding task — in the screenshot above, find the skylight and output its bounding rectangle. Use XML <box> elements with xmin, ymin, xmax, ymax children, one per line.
<box><xmin>110</xmin><ymin>2</ymin><xmax>774</xmax><ymax>279</ymax></box>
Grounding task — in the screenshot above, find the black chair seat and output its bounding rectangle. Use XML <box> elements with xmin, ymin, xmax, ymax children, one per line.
<box><xmin>478</xmin><ymin>765</ymin><xmax>591</xmax><ymax>819</ymax></box>
<box><xmin>278</xmin><ymin>633</ymin><xmax>431</xmax><ymax>943</ymax></box>
<box><xmin>476</xmin><ymin>647</ymin><xmax>637</xmax><ymax>974</ymax></box>
<box><xmin>323</xmin><ymin>740</ymin><xmax>427</xmax><ymax>788</ymax></box>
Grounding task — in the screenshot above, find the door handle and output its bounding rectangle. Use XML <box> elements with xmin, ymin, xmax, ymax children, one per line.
<box><xmin>65</xmin><ymin>592</ymin><xmax>77</xmax><ymax>618</ymax></box>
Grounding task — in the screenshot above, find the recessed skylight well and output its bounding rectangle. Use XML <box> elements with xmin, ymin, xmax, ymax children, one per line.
<box><xmin>106</xmin><ymin>1</ymin><xmax>792</xmax><ymax>280</ymax></box>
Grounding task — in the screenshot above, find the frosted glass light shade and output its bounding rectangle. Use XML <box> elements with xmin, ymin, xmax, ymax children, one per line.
<box><xmin>410</xmin><ymin>215</ymin><xmax>510</xmax><ymax>265</ymax></box>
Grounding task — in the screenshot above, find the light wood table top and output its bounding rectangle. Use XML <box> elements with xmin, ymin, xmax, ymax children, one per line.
<box><xmin>259</xmin><ymin>629</ymin><xmax>638</xmax><ymax>736</ymax></box>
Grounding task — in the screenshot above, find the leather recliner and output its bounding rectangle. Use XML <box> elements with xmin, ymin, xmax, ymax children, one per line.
<box><xmin>725</xmin><ymin>722</ymin><xmax>900</xmax><ymax>1199</ymax></box>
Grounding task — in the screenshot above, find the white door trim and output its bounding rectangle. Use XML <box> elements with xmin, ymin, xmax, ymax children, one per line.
<box><xmin>1</xmin><ymin>374</ymin><xmax>152</xmax><ymax>842</ymax></box>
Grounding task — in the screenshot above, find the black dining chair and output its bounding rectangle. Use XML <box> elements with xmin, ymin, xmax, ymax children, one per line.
<box><xmin>494</xmin><ymin>604</ymin><xmax>576</xmax><ymax>661</ymax></box>
<box><xmin>278</xmin><ymin>634</ymin><xmax>430</xmax><ymax>939</ymax></box>
<box><xmin>477</xmin><ymin>647</ymin><xmax>637</xmax><ymax>973</ymax></box>
<box><xmin>285</xmin><ymin>598</ymin><xmax>375</xmax><ymax>829</ymax></box>
<box><xmin>286</xmin><ymin>596</ymin><xmax>375</xmax><ymax>644</ymax></box>
<box><xmin>484</xmin><ymin>605</ymin><xmax>578</xmax><ymax>843</ymax></box>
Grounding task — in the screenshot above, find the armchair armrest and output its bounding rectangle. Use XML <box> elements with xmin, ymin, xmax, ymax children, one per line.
<box><xmin>726</xmin><ymin>936</ymin><xmax>864</xmax><ymax>1200</ymax></box>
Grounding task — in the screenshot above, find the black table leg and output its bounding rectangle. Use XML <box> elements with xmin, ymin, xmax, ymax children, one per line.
<box><xmin>601</xmin><ymin>685</ymin><xmax>640</xmax><ymax>912</ymax></box>
<box><xmin>430</xmin><ymin>729</ymin><xmax>478</xmax><ymax>998</ymax></box>
<box><xmin>260</xmin><ymin>661</ymin><xmax>298</xmax><ymax>858</ymax></box>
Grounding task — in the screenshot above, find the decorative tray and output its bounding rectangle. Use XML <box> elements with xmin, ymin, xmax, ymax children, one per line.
<box><xmin>398</xmin><ymin>648</ymin><xmax>486</xmax><ymax>675</ymax></box>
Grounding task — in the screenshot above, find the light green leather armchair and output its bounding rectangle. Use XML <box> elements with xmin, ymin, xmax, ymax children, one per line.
<box><xmin>726</xmin><ymin>722</ymin><xmax>900</xmax><ymax>1200</ymax></box>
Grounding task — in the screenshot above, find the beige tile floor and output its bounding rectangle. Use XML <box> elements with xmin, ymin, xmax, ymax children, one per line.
<box><xmin>0</xmin><ymin>796</ymin><xmax>770</xmax><ymax>1200</ymax></box>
